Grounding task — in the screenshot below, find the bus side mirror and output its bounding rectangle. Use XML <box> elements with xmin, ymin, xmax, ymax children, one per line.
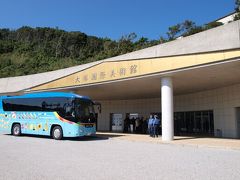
<box><xmin>93</xmin><ymin>102</ymin><xmax>101</xmax><ymax>113</ymax></box>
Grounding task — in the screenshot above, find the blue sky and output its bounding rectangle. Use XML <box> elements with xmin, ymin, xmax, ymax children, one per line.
<box><xmin>0</xmin><ymin>0</ymin><xmax>235</xmax><ymax>40</ymax></box>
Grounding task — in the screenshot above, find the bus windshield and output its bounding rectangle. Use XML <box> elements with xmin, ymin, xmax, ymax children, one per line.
<box><xmin>74</xmin><ymin>98</ymin><xmax>95</xmax><ymax>123</ymax></box>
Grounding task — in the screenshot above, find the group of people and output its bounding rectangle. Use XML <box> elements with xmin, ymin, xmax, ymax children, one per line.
<box><xmin>123</xmin><ymin>114</ymin><xmax>161</xmax><ymax>137</ymax></box>
<box><xmin>123</xmin><ymin>116</ymin><xmax>148</xmax><ymax>134</ymax></box>
<box><xmin>148</xmin><ymin>114</ymin><xmax>161</xmax><ymax>138</ymax></box>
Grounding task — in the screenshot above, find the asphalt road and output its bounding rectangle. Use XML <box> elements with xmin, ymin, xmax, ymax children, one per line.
<box><xmin>0</xmin><ymin>134</ymin><xmax>240</xmax><ymax>180</ymax></box>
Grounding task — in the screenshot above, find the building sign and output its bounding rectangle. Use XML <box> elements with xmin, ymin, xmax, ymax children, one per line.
<box><xmin>30</xmin><ymin>50</ymin><xmax>240</xmax><ymax>91</ymax></box>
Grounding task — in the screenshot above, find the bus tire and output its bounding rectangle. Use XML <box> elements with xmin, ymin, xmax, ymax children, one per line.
<box><xmin>52</xmin><ymin>126</ymin><xmax>63</xmax><ymax>140</ymax></box>
<box><xmin>12</xmin><ymin>124</ymin><xmax>21</xmax><ymax>136</ymax></box>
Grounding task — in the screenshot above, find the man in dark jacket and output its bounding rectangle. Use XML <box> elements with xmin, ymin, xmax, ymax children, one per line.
<box><xmin>153</xmin><ymin>115</ymin><xmax>160</xmax><ymax>138</ymax></box>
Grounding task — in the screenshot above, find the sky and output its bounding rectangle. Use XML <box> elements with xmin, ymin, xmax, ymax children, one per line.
<box><xmin>0</xmin><ymin>0</ymin><xmax>235</xmax><ymax>40</ymax></box>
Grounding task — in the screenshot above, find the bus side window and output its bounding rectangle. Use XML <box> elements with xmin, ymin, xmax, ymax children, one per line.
<box><xmin>42</xmin><ymin>101</ymin><xmax>47</xmax><ymax>111</ymax></box>
<box><xmin>64</xmin><ymin>103</ymin><xmax>72</xmax><ymax>116</ymax></box>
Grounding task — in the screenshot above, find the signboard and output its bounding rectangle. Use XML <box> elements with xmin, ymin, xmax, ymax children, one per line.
<box><xmin>30</xmin><ymin>50</ymin><xmax>240</xmax><ymax>91</ymax></box>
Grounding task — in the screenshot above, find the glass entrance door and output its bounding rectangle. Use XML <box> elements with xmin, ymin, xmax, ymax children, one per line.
<box><xmin>174</xmin><ymin>110</ymin><xmax>214</xmax><ymax>136</ymax></box>
<box><xmin>110</xmin><ymin>113</ymin><xmax>123</xmax><ymax>132</ymax></box>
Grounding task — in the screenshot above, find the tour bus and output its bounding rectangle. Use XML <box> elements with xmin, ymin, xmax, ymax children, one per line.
<box><xmin>0</xmin><ymin>92</ymin><xmax>96</xmax><ymax>140</ymax></box>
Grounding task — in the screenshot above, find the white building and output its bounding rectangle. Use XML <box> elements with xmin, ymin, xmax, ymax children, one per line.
<box><xmin>215</xmin><ymin>12</ymin><xmax>237</xmax><ymax>24</ymax></box>
<box><xmin>0</xmin><ymin>20</ymin><xmax>240</xmax><ymax>140</ymax></box>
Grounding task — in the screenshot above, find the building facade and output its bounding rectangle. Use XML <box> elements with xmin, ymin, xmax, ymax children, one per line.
<box><xmin>0</xmin><ymin>20</ymin><xmax>240</xmax><ymax>140</ymax></box>
<box><xmin>98</xmin><ymin>83</ymin><xmax>240</xmax><ymax>138</ymax></box>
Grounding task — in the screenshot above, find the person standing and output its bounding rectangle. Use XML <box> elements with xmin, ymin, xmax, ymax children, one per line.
<box><xmin>132</xmin><ymin>117</ymin><xmax>136</xmax><ymax>133</ymax></box>
<box><xmin>124</xmin><ymin>115</ymin><xmax>130</xmax><ymax>133</ymax></box>
<box><xmin>142</xmin><ymin>117</ymin><xmax>147</xmax><ymax>134</ymax></box>
<box><xmin>148</xmin><ymin>115</ymin><xmax>154</xmax><ymax>137</ymax></box>
<box><xmin>153</xmin><ymin>115</ymin><xmax>160</xmax><ymax>138</ymax></box>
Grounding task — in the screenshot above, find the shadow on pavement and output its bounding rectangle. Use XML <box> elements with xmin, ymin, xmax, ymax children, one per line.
<box><xmin>174</xmin><ymin>136</ymin><xmax>204</xmax><ymax>141</ymax></box>
<box><xmin>95</xmin><ymin>132</ymin><xmax>126</xmax><ymax>138</ymax></box>
<box><xmin>4</xmin><ymin>134</ymin><xmax>110</xmax><ymax>141</ymax></box>
<box><xmin>173</xmin><ymin>135</ymin><xmax>240</xmax><ymax>141</ymax></box>
<box><xmin>64</xmin><ymin>135</ymin><xmax>109</xmax><ymax>141</ymax></box>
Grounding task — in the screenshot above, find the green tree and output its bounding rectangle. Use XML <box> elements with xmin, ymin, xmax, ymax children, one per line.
<box><xmin>167</xmin><ymin>24</ymin><xmax>181</xmax><ymax>40</ymax></box>
<box><xmin>159</xmin><ymin>36</ymin><xmax>167</xmax><ymax>44</ymax></box>
<box><xmin>234</xmin><ymin>0</ymin><xmax>240</xmax><ymax>20</ymax></box>
<box><xmin>204</xmin><ymin>22</ymin><xmax>223</xmax><ymax>30</ymax></box>
<box><xmin>181</xmin><ymin>20</ymin><xmax>196</xmax><ymax>36</ymax></box>
<box><xmin>182</xmin><ymin>26</ymin><xmax>203</xmax><ymax>36</ymax></box>
<box><xmin>235</xmin><ymin>0</ymin><xmax>240</xmax><ymax>11</ymax></box>
<box><xmin>134</xmin><ymin>37</ymin><xmax>149</xmax><ymax>50</ymax></box>
<box><xmin>118</xmin><ymin>33</ymin><xmax>137</xmax><ymax>54</ymax></box>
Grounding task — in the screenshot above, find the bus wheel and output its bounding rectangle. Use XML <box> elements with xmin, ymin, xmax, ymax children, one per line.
<box><xmin>12</xmin><ymin>124</ymin><xmax>21</xmax><ymax>136</ymax></box>
<box><xmin>52</xmin><ymin>126</ymin><xmax>63</xmax><ymax>140</ymax></box>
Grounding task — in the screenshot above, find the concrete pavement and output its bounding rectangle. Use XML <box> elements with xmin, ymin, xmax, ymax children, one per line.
<box><xmin>96</xmin><ymin>132</ymin><xmax>240</xmax><ymax>150</ymax></box>
<box><xmin>0</xmin><ymin>133</ymin><xmax>240</xmax><ymax>180</ymax></box>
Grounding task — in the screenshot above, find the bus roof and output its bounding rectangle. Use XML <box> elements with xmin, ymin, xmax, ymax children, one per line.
<box><xmin>0</xmin><ymin>92</ymin><xmax>91</xmax><ymax>100</ymax></box>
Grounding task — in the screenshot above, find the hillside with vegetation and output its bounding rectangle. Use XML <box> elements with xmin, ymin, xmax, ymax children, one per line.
<box><xmin>0</xmin><ymin>21</ymin><xmax>223</xmax><ymax>78</ymax></box>
<box><xmin>1</xmin><ymin>0</ymin><xmax>239</xmax><ymax>78</ymax></box>
<box><xmin>0</xmin><ymin>27</ymin><xmax>161</xmax><ymax>78</ymax></box>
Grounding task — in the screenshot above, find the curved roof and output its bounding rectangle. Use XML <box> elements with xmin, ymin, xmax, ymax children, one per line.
<box><xmin>0</xmin><ymin>61</ymin><xmax>101</xmax><ymax>94</ymax></box>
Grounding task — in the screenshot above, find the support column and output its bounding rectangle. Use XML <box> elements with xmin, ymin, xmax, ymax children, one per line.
<box><xmin>161</xmin><ymin>77</ymin><xmax>174</xmax><ymax>141</ymax></box>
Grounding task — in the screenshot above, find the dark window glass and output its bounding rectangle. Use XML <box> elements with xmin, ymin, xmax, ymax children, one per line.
<box><xmin>2</xmin><ymin>97</ymin><xmax>75</xmax><ymax>122</ymax></box>
<box><xmin>185</xmin><ymin>112</ymin><xmax>194</xmax><ymax>133</ymax></box>
<box><xmin>209</xmin><ymin>111</ymin><xmax>214</xmax><ymax>134</ymax></box>
<box><xmin>174</xmin><ymin>110</ymin><xmax>214</xmax><ymax>135</ymax></box>
<box><xmin>202</xmin><ymin>111</ymin><xmax>209</xmax><ymax>133</ymax></box>
<box><xmin>74</xmin><ymin>98</ymin><xmax>95</xmax><ymax>123</ymax></box>
<box><xmin>194</xmin><ymin>111</ymin><xmax>201</xmax><ymax>132</ymax></box>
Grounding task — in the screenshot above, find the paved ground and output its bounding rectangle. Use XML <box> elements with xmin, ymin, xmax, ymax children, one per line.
<box><xmin>0</xmin><ymin>133</ymin><xmax>240</xmax><ymax>180</ymax></box>
<box><xmin>97</xmin><ymin>132</ymin><xmax>240</xmax><ymax>150</ymax></box>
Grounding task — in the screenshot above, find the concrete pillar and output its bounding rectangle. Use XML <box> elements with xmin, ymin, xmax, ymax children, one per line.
<box><xmin>161</xmin><ymin>77</ymin><xmax>174</xmax><ymax>141</ymax></box>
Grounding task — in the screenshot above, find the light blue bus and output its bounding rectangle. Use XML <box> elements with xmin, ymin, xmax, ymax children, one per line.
<box><xmin>0</xmin><ymin>92</ymin><xmax>96</xmax><ymax>140</ymax></box>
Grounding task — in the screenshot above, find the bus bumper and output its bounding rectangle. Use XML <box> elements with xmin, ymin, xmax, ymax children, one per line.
<box><xmin>63</xmin><ymin>125</ymin><xmax>96</xmax><ymax>137</ymax></box>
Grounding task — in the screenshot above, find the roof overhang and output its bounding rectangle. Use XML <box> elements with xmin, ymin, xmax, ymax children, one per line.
<box><xmin>69</xmin><ymin>57</ymin><xmax>240</xmax><ymax>100</ymax></box>
<box><xmin>26</xmin><ymin>49</ymin><xmax>240</xmax><ymax>100</ymax></box>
